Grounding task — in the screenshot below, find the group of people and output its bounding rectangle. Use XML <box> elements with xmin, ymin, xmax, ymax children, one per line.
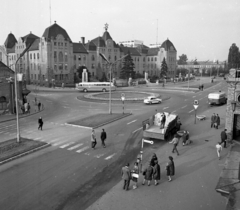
<box><xmin>91</xmin><ymin>129</ymin><xmax>107</xmax><ymax>149</ymax></box>
<box><xmin>121</xmin><ymin>154</ymin><xmax>175</xmax><ymax>191</ymax></box>
<box><xmin>21</xmin><ymin>102</ymin><xmax>31</xmax><ymax>114</ymax></box>
<box><xmin>211</xmin><ymin>113</ymin><xmax>220</xmax><ymax>129</ymax></box>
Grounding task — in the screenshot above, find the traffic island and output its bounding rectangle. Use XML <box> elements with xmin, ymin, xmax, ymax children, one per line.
<box><xmin>66</xmin><ymin>113</ymin><xmax>132</xmax><ymax>129</ymax></box>
<box><xmin>0</xmin><ymin>138</ymin><xmax>50</xmax><ymax>165</ymax></box>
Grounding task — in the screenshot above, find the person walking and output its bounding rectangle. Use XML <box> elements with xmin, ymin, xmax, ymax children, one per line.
<box><xmin>38</xmin><ymin>102</ymin><xmax>41</xmax><ymax>111</ymax></box>
<box><xmin>27</xmin><ymin>103</ymin><xmax>31</xmax><ymax>114</ymax></box>
<box><xmin>216</xmin><ymin>142</ymin><xmax>223</xmax><ymax>160</ymax></box>
<box><xmin>160</xmin><ymin>113</ymin><xmax>166</xmax><ymax>129</ymax></box>
<box><xmin>38</xmin><ymin>117</ymin><xmax>43</xmax><ymax>130</ymax></box>
<box><xmin>153</xmin><ymin>160</ymin><xmax>161</xmax><ymax>185</ymax></box>
<box><xmin>166</xmin><ymin>156</ymin><xmax>175</xmax><ymax>182</ymax></box>
<box><xmin>100</xmin><ymin>129</ymin><xmax>107</xmax><ymax>148</ymax></box>
<box><xmin>91</xmin><ymin>129</ymin><xmax>97</xmax><ymax>149</ymax></box>
<box><xmin>221</xmin><ymin>129</ymin><xmax>227</xmax><ymax>148</ymax></box>
<box><xmin>131</xmin><ymin>162</ymin><xmax>140</xmax><ymax>189</ymax></box>
<box><xmin>216</xmin><ymin>114</ymin><xmax>220</xmax><ymax>129</ymax></box>
<box><xmin>142</xmin><ymin>163</ymin><xmax>154</xmax><ymax>186</ymax></box>
<box><xmin>150</xmin><ymin>153</ymin><xmax>158</xmax><ymax>167</ymax></box>
<box><xmin>211</xmin><ymin>113</ymin><xmax>216</xmax><ymax>128</ymax></box>
<box><xmin>169</xmin><ymin>134</ymin><xmax>180</xmax><ymax>155</ymax></box>
<box><xmin>121</xmin><ymin>163</ymin><xmax>131</xmax><ymax>191</ymax></box>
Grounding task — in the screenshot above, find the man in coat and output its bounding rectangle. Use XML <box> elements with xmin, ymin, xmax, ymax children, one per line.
<box><xmin>100</xmin><ymin>129</ymin><xmax>107</xmax><ymax>148</ymax></box>
<box><xmin>166</xmin><ymin>156</ymin><xmax>175</xmax><ymax>182</ymax></box>
<box><xmin>216</xmin><ymin>114</ymin><xmax>220</xmax><ymax>129</ymax></box>
<box><xmin>211</xmin><ymin>113</ymin><xmax>216</xmax><ymax>128</ymax></box>
<box><xmin>169</xmin><ymin>134</ymin><xmax>180</xmax><ymax>155</ymax></box>
<box><xmin>121</xmin><ymin>163</ymin><xmax>131</xmax><ymax>191</ymax></box>
<box><xmin>153</xmin><ymin>160</ymin><xmax>161</xmax><ymax>185</ymax></box>
<box><xmin>221</xmin><ymin>129</ymin><xmax>227</xmax><ymax>148</ymax></box>
<box><xmin>38</xmin><ymin>117</ymin><xmax>43</xmax><ymax>130</ymax></box>
<box><xmin>142</xmin><ymin>163</ymin><xmax>154</xmax><ymax>186</ymax></box>
<box><xmin>91</xmin><ymin>129</ymin><xmax>97</xmax><ymax>149</ymax></box>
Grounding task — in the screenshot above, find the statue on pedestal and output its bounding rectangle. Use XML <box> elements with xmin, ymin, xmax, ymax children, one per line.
<box><xmin>82</xmin><ymin>69</ymin><xmax>88</xmax><ymax>82</ymax></box>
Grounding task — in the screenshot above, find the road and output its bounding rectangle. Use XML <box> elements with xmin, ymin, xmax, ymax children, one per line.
<box><xmin>0</xmin><ymin>80</ymin><xmax>227</xmax><ymax>210</ymax></box>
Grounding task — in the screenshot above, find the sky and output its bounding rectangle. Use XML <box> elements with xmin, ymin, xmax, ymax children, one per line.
<box><xmin>1</xmin><ymin>0</ymin><xmax>239</xmax><ymax>61</ymax></box>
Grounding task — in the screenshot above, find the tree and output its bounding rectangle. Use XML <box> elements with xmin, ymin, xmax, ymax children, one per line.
<box><xmin>160</xmin><ymin>57</ymin><xmax>168</xmax><ymax>79</ymax></box>
<box><xmin>76</xmin><ymin>66</ymin><xmax>91</xmax><ymax>81</ymax></box>
<box><xmin>120</xmin><ymin>52</ymin><xmax>135</xmax><ymax>79</ymax></box>
<box><xmin>228</xmin><ymin>43</ymin><xmax>240</xmax><ymax>69</ymax></box>
<box><xmin>177</xmin><ymin>54</ymin><xmax>188</xmax><ymax>65</ymax></box>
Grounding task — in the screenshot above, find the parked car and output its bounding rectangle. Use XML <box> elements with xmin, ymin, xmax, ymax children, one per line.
<box><xmin>144</xmin><ymin>96</ymin><xmax>162</xmax><ymax>105</ymax></box>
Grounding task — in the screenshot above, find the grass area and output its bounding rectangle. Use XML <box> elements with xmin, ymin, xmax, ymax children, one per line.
<box><xmin>94</xmin><ymin>92</ymin><xmax>151</xmax><ymax>99</ymax></box>
<box><xmin>68</xmin><ymin>113</ymin><xmax>130</xmax><ymax>128</ymax></box>
<box><xmin>0</xmin><ymin>138</ymin><xmax>47</xmax><ymax>162</ymax></box>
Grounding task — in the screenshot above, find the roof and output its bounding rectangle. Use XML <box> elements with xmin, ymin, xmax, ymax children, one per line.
<box><xmin>73</xmin><ymin>42</ymin><xmax>88</xmax><ymax>54</ymax></box>
<box><xmin>102</xmin><ymin>31</ymin><xmax>112</xmax><ymax>41</ymax></box>
<box><xmin>160</xmin><ymin>39</ymin><xmax>177</xmax><ymax>51</ymax></box>
<box><xmin>91</xmin><ymin>37</ymin><xmax>106</xmax><ymax>47</ymax></box>
<box><xmin>84</xmin><ymin>41</ymin><xmax>97</xmax><ymax>51</ymax></box>
<box><xmin>42</xmin><ymin>22</ymin><xmax>72</xmax><ymax>42</ymax></box>
<box><xmin>6</xmin><ymin>46</ymin><xmax>15</xmax><ymax>54</ymax></box>
<box><xmin>0</xmin><ymin>61</ymin><xmax>14</xmax><ymax>74</ymax></box>
<box><xmin>119</xmin><ymin>46</ymin><xmax>141</xmax><ymax>56</ymax></box>
<box><xmin>28</xmin><ymin>38</ymin><xmax>40</xmax><ymax>51</ymax></box>
<box><xmin>4</xmin><ymin>33</ymin><xmax>17</xmax><ymax>49</ymax></box>
<box><xmin>147</xmin><ymin>47</ymin><xmax>159</xmax><ymax>56</ymax></box>
<box><xmin>21</xmin><ymin>32</ymin><xmax>39</xmax><ymax>47</ymax></box>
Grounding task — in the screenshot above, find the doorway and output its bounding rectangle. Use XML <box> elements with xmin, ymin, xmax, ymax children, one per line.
<box><xmin>233</xmin><ymin>114</ymin><xmax>240</xmax><ymax>141</ymax></box>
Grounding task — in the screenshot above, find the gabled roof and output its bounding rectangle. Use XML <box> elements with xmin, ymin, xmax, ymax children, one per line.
<box><xmin>102</xmin><ymin>31</ymin><xmax>112</xmax><ymax>41</ymax></box>
<box><xmin>42</xmin><ymin>22</ymin><xmax>72</xmax><ymax>42</ymax></box>
<box><xmin>29</xmin><ymin>38</ymin><xmax>40</xmax><ymax>51</ymax></box>
<box><xmin>160</xmin><ymin>39</ymin><xmax>177</xmax><ymax>51</ymax></box>
<box><xmin>91</xmin><ymin>37</ymin><xmax>106</xmax><ymax>47</ymax></box>
<box><xmin>21</xmin><ymin>32</ymin><xmax>39</xmax><ymax>47</ymax></box>
<box><xmin>73</xmin><ymin>42</ymin><xmax>88</xmax><ymax>54</ymax></box>
<box><xmin>84</xmin><ymin>41</ymin><xmax>97</xmax><ymax>51</ymax></box>
<box><xmin>6</xmin><ymin>46</ymin><xmax>15</xmax><ymax>54</ymax></box>
<box><xmin>147</xmin><ymin>47</ymin><xmax>159</xmax><ymax>56</ymax></box>
<box><xmin>120</xmin><ymin>46</ymin><xmax>141</xmax><ymax>56</ymax></box>
<box><xmin>4</xmin><ymin>33</ymin><xmax>17</xmax><ymax>49</ymax></box>
<box><xmin>0</xmin><ymin>61</ymin><xmax>14</xmax><ymax>74</ymax></box>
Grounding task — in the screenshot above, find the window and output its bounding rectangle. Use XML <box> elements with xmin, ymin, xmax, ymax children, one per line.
<box><xmin>115</xmin><ymin>56</ymin><xmax>117</xmax><ymax>61</ymax></box>
<box><xmin>155</xmin><ymin>57</ymin><xmax>157</xmax><ymax>61</ymax></box>
<box><xmin>83</xmin><ymin>56</ymin><xmax>86</xmax><ymax>61</ymax></box>
<box><xmin>30</xmin><ymin>54</ymin><xmax>32</xmax><ymax>59</ymax></box>
<box><xmin>54</xmin><ymin>42</ymin><xmax>57</xmax><ymax>46</ymax></box>
<box><xmin>65</xmin><ymin>64</ymin><xmax>68</xmax><ymax>70</ymax></box>
<box><xmin>34</xmin><ymin>63</ymin><xmax>36</xmax><ymax>70</ymax></box>
<box><xmin>92</xmin><ymin>64</ymin><xmax>95</xmax><ymax>69</ymax></box>
<box><xmin>65</xmin><ymin>43</ymin><xmax>67</xmax><ymax>47</ymax></box>
<box><xmin>37</xmin><ymin>53</ymin><xmax>39</xmax><ymax>59</ymax></box>
<box><xmin>54</xmin><ymin>51</ymin><xmax>57</xmax><ymax>62</ymax></box>
<box><xmin>74</xmin><ymin>55</ymin><xmax>76</xmax><ymax>61</ymax></box>
<box><xmin>34</xmin><ymin>74</ymin><xmax>36</xmax><ymax>80</ymax></box>
<box><xmin>34</xmin><ymin>54</ymin><xmax>35</xmax><ymax>59</ymax></box>
<box><xmin>65</xmin><ymin>52</ymin><xmax>68</xmax><ymax>62</ymax></box>
<box><xmin>151</xmin><ymin>57</ymin><xmax>153</xmax><ymax>61</ymax></box>
<box><xmin>92</xmin><ymin>72</ymin><xmax>94</xmax><ymax>76</ymax></box>
<box><xmin>78</xmin><ymin>56</ymin><xmax>81</xmax><ymax>61</ymax></box>
<box><xmin>92</xmin><ymin>55</ymin><xmax>95</xmax><ymax>61</ymax></box>
<box><xmin>59</xmin><ymin>52</ymin><xmax>63</xmax><ymax>62</ymax></box>
<box><xmin>54</xmin><ymin>64</ymin><xmax>57</xmax><ymax>71</ymax></box>
<box><xmin>148</xmin><ymin>57</ymin><xmax>150</xmax><ymax>61</ymax></box>
<box><xmin>31</xmin><ymin>63</ymin><xmax>32</xmax><ymax>70</ymax></box>
<box><xmin>59</xmin><ymin>64</ymin><xmax>63</xmax><ymax>70</ymax></box>
<box><xmin>108</xmin><ymin>56</ymin><xmax>111</xmax><ymax>61</ymax></box>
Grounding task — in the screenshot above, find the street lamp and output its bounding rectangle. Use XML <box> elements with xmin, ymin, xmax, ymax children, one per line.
<box><xmin>99</xmin><ymin>53</ymin><xmax>128</xmax><ymax>114</ymax></box>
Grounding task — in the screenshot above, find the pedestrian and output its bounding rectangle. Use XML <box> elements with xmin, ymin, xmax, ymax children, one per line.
<box><xmin>142</xmin><ymin>163</ymin><xmax>154</xmax><ymax>186</ymax></box>
<box><xmin>216</xmin><ymin>142</ymin><xmax>223</xmax><ymax>160</ymax></box>
<box><xmin>100</xmin><ymin>129</ymin><xmax>107</xmax><ymax>148</ymax></box>
<box><xmin>27</xmin><ymin>103</ymin><xmax>31</xmax><ymax>114</ymax></box>
<box><xmin>131</xmin><ymin>162</ymin><xmax>140</xmax><ymax>189</ymax></box>
<box><xmin>216</xmin><ymin>114</ymin><xmax>220</xmax><ymax>129</ymax></box>
<box><xmin>220</xmin><ymin>129</ymin><xmax>227</xmax><ymax>148</ymax></box>
<box><xmin>38</xmin><ymin>117</ymin><xmax>43</xmax><ymax>130</ymax></box>
<box><xmin>201</xmin><ymin>84</ymin><xmax>204</xmax><ymax>91</ymax></box>
<box><xmin>160</xmin><ymin>112</ymin><xmax>166</xmax><ymax>129</ymax></box>
<box><xmin>91</xmin><ymin>129</ymin><xmax>97</xmax><ymax>149</ymax></box>
<box><xmin>153</xmin><ymin>160</ymin><xmax>161</xmax><ymax>185</ymax></box>
<box><xmin>169</xmin><ymin>134</ymin><xmax>180</xmax><ymax>155</ymax></box>
<box><xmin>150</xmin><ymin>153</ymin><xmax>158</xmax><ymax>167</ymax></box>
<box><xmin>166</xmin><ymin>156</ymin><xmax>175</xmax><ymax>182</ymax></box>
<box><xmin>121</xmin><ymin>163</ymin><xmax>131</xmax><ymax>191</ymax></box>
<box><xmin>38</xmin><ymin>102</ymin><xmax>41</xmax><ymax>111</ymax></box>
<box><xmin>211</xmin><ymin>113</ymin><xmax>216</xmax><ymax>128</ymax></box>
<box><xmin>24</xmin><ymin>102</ymin><xmax>28</xmax><ymax>113</ymax></box>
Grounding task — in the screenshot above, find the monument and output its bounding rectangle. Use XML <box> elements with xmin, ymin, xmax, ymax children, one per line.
<box><xmin>82</xmin><ymin>69</ymin><xmax>88</xmax><ymax>82</ymax></box>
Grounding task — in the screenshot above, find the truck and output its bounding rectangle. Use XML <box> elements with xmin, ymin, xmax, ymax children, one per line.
<box><xmin>142</xmin><ymin>112</ymin><xmax>181</xmax><ymax>141</ymax></box>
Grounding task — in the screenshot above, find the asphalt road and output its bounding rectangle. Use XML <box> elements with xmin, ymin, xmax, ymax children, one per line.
<box><xmin>0</xmin><ymin>79</ymin><xmax>227</xmax><ymax>210</ymax></box>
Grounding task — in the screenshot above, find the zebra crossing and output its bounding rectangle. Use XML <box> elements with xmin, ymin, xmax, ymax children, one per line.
<box><xmin>0</xmin><ymin>122</ymin><xmax>117</xmax><ymax>160</ymax></box>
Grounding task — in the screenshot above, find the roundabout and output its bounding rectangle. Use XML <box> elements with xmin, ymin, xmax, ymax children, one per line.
<box><xmin>77</xmin><ymin>91</ymin><xmax>170</xmax><ymax>103</ymax></box>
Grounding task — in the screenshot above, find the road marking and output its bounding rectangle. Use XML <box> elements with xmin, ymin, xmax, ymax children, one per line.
<box><xmin>68</xmin><ymin>143</ymin><xmax>83</xmax><ymax>150</ymax></box>
<box><xmin>181</xmin><ymin>105</ymin><xmax>187</xmax><ymax>109</ymax></box>
<box><xmin>60</xmin><ymin>142</ymin><xmax>75</xmax><ymax>148</ymax></box>
<box><xmin>199</xmin><ymin>98</ymin><xmax>203</xmax><ymax>100</ymax></box>
<box><xmin>133</xmin><ymin>127</ymin><xmax>142</xmax><ymax>134</ymax></box>
<box><xmin>49</xmin><ymin>138</ymin><xmax>61</xmax><ymax>143</ymax></box>
<box><xmin>105</xmin><ymin>153</ymin><xmax>116</xmax><ymax>160</ymax></box>
<box><xmin>76</xmin><ymin>146</ymin><xmax>89</xmax><ymax>153</ymax></box>
<box><xmin>189</xmin><ymin>109</ymin><xmax>194</xmax><ymax>113</ymax></box>
<box><xmin>94</xmin><ymin>153</ymin><xmax>105</xmax><ymax>158</ymax></box>
<box><xmin>163</xmin><ymin>107</ymin><xmax>169</xmax><ymax>110</ymax></box>
<box><xmin>171</xmin><ymin>110</ymin><xmax>176</xmax><ymax>113</ymax></box>
<box><xmin>65</xmin><ymin>123</ymin><xmax>92</xmax><ymax>129</ymax></box>
<box><xmin>127</xmin><ymin>120</ymin><xmax>137</xmax><ymax>125</ymax></box>
<box><xmin>192</xmin><ymin>96</ymin><xmax>196</xmax><ymax>98</ymax></box>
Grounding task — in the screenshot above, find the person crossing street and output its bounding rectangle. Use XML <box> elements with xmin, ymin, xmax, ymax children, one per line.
<box><xmin>169</xmin><ymin>134</ymin><xmax>180</xmax><ymax>155</ymax></box>
<box><xmin>91</xmin><ymin>129</ymin><xmax>97</xmax><ymax>149</ymax></box>
<box><xmin>100</xmin><ymin>129</ymin><xmax>107</xmax><ymax>148</ymax></box>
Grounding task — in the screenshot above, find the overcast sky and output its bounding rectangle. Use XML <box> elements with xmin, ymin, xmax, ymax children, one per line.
<box><xmin>1</xmin><ymin>0</ymin><xmax>239</xmax><ymax>61</ymax></box>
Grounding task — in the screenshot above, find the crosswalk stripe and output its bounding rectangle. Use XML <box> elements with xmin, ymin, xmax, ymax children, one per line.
<box><xmin>94</xmin><ymin>153</ymin><xmax>105</xmax><ymax>158</ymax></box>
<box><xmin>76</xmin><ymin>146</ymin><xmax>89</xmax><ymax>153</ymax></box>
<box><xmin>60</xmin><ymin>142</ymin><xmax>75</xmax><ymax>148</ymax></box>
<box><xmin>49</xmin><ymin>138</ymin><xmax>61</xmax><ymax>143</ymax></box>
<box><xmin>105</xmin><ymin>153</ymin><xmax>116</xmax><ymax>160</ymax></box>
<box><xmin>67</xmin><ymin>143</ymin><xmax>83</xmax><ymax>150</ymax></box>
<box><xmin>34</xmin><ymin>137</ymin><xmax>42</xmax><ymax>140</ymax></box>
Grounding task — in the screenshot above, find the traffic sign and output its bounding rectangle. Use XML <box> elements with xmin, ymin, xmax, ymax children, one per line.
<box><xmin>194</xmin><ymin>100</ymin><xmax>199</xmax><ymax>105</ymax></box>
<box><xmin>193</xmin><ymin>105</ymin><xmax>198</xmax><ymax>109</ymax></box>
<box><xmin>143</xmin><ymin>139</ymin><xmax>154</xmax><ymax>144</ymax></box>
<box><xmin>121</xmin><ymin>93</ymin><xmax>125</xmax><ymax>101</ymax></box>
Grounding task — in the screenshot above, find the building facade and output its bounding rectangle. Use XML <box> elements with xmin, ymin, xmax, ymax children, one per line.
<box><xmin>1</xmin><ymin>23</ymin><xmax>177</xmax><ymax>85</ymax></box>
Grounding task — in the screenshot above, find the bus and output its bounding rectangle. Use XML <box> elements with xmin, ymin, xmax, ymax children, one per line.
<box><xmin>76</xmin><ymin>82</ymin><xmax>116</xmax><ymax>92</ymax></box>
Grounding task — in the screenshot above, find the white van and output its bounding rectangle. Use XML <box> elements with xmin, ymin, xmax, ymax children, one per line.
<box><xmin>208</xmin><ymin>92</ymin><xmax>227</xmax><ymax>105</ymax></box>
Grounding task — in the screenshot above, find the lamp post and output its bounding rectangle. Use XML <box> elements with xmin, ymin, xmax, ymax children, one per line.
<box><xmin>99</xmin><ymin>53</ymin><xmax>128</xmax><ymax>114</ymax></box>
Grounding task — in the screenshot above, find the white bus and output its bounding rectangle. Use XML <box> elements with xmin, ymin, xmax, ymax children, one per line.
<box><xmin>76</xmin><ymin>82</ymin><xmax>116</xmax><ymax>92</ymax></box>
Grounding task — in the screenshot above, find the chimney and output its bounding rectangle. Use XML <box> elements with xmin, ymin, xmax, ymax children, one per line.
<box><xmin>81</xmin><ymin>37</ymin><xmax>85</xmax><ymax>44</ymax></box>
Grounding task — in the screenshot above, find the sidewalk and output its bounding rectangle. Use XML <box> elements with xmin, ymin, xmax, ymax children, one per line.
<box><xmin>85</xmin><ymin>105</ymin><xmax>229</xmax><ymax>210</ymax></box>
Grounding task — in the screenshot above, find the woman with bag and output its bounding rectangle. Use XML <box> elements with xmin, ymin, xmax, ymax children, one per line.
<box><xmin>166</xmin><ymin>156</ymin><xmax>175</xmax><ymax>182</ymax></box>
<box><xmin>153</xmin><ymin>160</ymin><xmax>161</xmax><ymax>185</ymax></box>
<box><xmin>131</xmin><ymin>162</ymin><xmax>140</xmax><ymax>189</ymax></box>
<box><xmin>142</xmin><ymin>163</ymin><xmax>154</xmax><ymax>186</ymax></box>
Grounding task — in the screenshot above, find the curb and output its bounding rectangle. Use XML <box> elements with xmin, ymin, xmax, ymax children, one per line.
<box><xmin>0</xmin><ymin>107</ymin><xmax>45</xmax><ymax>124</ymax></box>
<box><xmin>0</xmin><ymin>143</ymin><xmax>51</xmax><ymax>165</ymax></box>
